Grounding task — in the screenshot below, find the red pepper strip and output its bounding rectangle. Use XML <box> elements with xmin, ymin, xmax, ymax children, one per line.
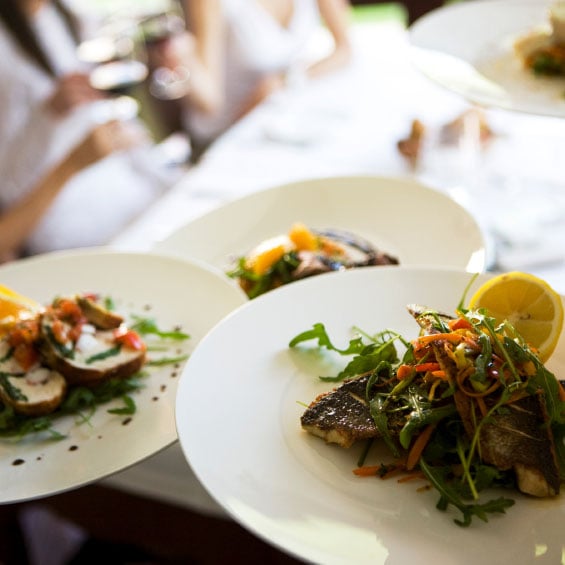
<box><xmin>448</xmin><ymin>317</ymin><xmax>473</xmax><ymax>331</ymax></box>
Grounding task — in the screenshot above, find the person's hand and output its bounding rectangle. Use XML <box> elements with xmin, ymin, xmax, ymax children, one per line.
<box><xmin>46</xmin><ymin>72</ymin><xmax>105</xmax><ymax>116</ymax></box>
<box><xmin>150</xmin><ymin>30</ymin><xmax>196</xmax><ymax>71</ymax></box>
<box><xmin>68</xmin><ymin>120</ymin><xmax>149</xmax><ymax>171</ymax></box>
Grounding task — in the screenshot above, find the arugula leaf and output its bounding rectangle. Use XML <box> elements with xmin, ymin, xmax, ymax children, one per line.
<box><xmin>321</xmin><ymin>347</ymin><xmax>396</xmax><ymax>382</ymax></box>
<box><xmin>131</xmin><ymin>316</ymin><xmax>190</xmax><ymax>341</ymax></box>
<box><xmin>228</xmin><ymin>252</ymin><xmax>301</xmax><ymax>299</ymax></box>
<box><xmin>146</xmin><ymin>355</ymin><xmax>189</xmax><ymax>366</ymax></box>
<box><xmin>398</xmin><ymin>404</ymin><xmax>458</xmax><ymax>450</ymax></box>
<box><xmin>289</xmin><ymin>322</ymin><xmax>366</xmax><ymax>355</ymax></box>
<box><xmin>369</xmin><ymin>393</ymin><xmax>401</xmax><ymax>458</ymax></box>
<box><xmin>290</xmin><ymin>323</ymin><xmax>400</xmax><ymax>381</ymax></box>
<box><xmin>420</xmin><ymin>458</ymin><xmax>515</xmax><ymax>527</ymax></box>
<box><xmin>107</xmin><ymin>395</ymin><xmax>136</xmax><ymax>415</ymax></box>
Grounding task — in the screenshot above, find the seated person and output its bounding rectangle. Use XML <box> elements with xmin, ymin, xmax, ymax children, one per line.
<box><xmin>152</xmin><ymin>0</ymin><xmax>352</xmax><ymax>155</ymax></box>
<box><xmin>0</xmin><ymin>122</ymin><xmax>139</xmax><ymax>263</ymax></box>
<box><xmin>0</xmin><ymin>0</ymin><xmax>180</xmax><ymax>255</ymax></box>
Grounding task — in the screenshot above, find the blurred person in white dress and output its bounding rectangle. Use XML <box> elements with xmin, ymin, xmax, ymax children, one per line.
<box><xmin>151</xmin><ymin>0</ymin><xmax>351</xmax><ymax>157</ymax></box>
<box><xmin>0</xmin><ymin>121</ymin><xmax>142</xmax><ymax>263</ymax></box>
<box><xmin>0</xmin><ymin>0</ymin><xmax>181</xmax><ymax>256</ymax></box>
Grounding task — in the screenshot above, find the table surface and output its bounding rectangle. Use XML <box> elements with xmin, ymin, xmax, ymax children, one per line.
<box><xmin>105</xmin><ymin>16</ymin><xmax>565</xmax><ymax>515</ymax></box>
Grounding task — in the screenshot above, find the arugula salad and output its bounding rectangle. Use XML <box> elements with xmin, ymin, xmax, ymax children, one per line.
<box><xmin>292</xmin><ymin>300</ymin><xmax>565</xmax><ymax>527</ymax></box>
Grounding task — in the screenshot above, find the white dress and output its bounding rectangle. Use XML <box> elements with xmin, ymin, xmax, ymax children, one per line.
<box><xmin>185</xmin><ymin>0</ymin><xmax>320</xmax><ymax>146</ymax></box>
<box><xmin>0</xmin><ymin>3</ymin><xmax>177</xmax><ymax>255</ymax></box>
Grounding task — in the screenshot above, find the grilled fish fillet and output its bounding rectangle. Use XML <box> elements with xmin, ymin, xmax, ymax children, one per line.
<box><xmin>301</xmin><ymin>375</ymin><xmax>377</xmax><ymax>448</ymax></box>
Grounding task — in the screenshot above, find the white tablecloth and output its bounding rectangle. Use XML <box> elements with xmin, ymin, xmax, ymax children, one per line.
<box><xmin>105</xmin><ymin>16</ymin><xmax>565</xmax><ymax>515</ymax></box>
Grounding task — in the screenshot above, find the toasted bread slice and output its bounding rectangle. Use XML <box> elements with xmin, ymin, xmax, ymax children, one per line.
<box><xmin>0</xmin><ymin>367</ymin><xmax>67</xmax><ymax>416</ymax></box>
<box><xmin>38</xmin><ymin>313</ymin><xmax>145</xmax><ymax>386</ymax></box>
<box><xmin>0</xmin><ymin>340</ymin><xmax>66</xmax><ymax>416</ymax></box>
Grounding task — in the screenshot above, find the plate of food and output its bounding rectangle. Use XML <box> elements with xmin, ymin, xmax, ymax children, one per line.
<box><xmin>153</xmin><ymin>176</ymin><xmax>488</xmax><ymax>298</ymax></box>
<box><xmin>409</xmin><ymin>0</ymin><xmax>565</xmax><ymax>118</ymax></box>
<box><xmin>0</xmin><ymin>248</ymin><xmax>246</xmax><ymax>504</ymax></box>
<box><xmin>175</xmin><ymin>266</ymin><xmax>565</xmax><ymax>565</ymax></box>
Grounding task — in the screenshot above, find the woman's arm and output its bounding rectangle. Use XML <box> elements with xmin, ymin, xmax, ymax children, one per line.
<box><xmin>178</xmin><ymin>0</ymin><xmax>224</xmax><ymax>115</ymax></box>
<box><xmin>307</xmin><ymin>0</ymin><xmax>352</xmax><ymax>79</ymax></box>
<box><xmin>0</xmin><ymin>121</ymin><xmax>140</xmax><ymax>262</ymax></box>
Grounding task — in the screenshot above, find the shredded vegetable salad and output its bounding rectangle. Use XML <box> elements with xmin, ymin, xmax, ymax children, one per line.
<box><xmin>291</xmin><ymin>300</ymin><xmax>565</xmax><ymax>526</ymax></box>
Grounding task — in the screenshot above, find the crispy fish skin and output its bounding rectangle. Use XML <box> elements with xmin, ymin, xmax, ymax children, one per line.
<box><xmin>301</xmin><ymin>375</ymin><xmax>378</xmax><ymax>448</ymax></box>
<box><xmin>406</xmin><ymin>304</ymin><xmax>453</xmax><ymax>334</ymax></box>
<box><xmin>479</xmin><ymin>394</ymin><xmax>560</xmax><ymax>497</ymax></box>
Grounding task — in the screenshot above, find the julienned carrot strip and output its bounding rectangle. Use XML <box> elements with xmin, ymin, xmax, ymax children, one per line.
<box><xmin>416</xmin><ymin>332</ymin><xmax>464</xmax><ymax>345</ymax></box>
<box><xmin>406</xmin><ymin>423</ymin><xmax>436</xmax><ymax>471</ymax></box>
<box><xmin>353</xmin><ymin>464</ymin><xmax>405</xmax><ymax>479</ymax></box>
<box><xmin>398</xmin><ymin>363</ymin><xmax>441</xmax><ymax>380</ymax></box>
<box><xmin>414</xmin><ymin>362</ymin><xmax>441</xmax><ymax>373</ymax></box>
<box><xmin>396</xmin><ymin>364</ymin><xmax>413</xmax><ymax>380</ymax></box>
<box><xmin>428</xmin><ymin>379</ymin><xmax>441</xmax><ymax>401</ymax></box>
<box><xmin>397</xmin><ymin>471</ymin><xmax>426</xmax><ymax>483</ymax></box>
<box><xmin>353</xmin><ymin>465</ymin><xmax>381</xmax><ymax>477</ymax></box>
<box><xmin>431</xmin><ymin>370</ymin><xmax>446</xmax><ymax>378</ymax></box>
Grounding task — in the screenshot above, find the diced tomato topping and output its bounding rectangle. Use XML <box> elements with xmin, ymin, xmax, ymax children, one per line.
<box><xmin>113</xmin><ymin>328</ymin><xmax>146</xmax><ymax>351</ymax></box>
<box><xmin>67</xmin><ymin>321</ymin><xmax>84</xmax><ymax>343</ymax></box>
<box><xmin>50</xmin><ymin>319</ymin><xmax>68</xmax><ymax>344</ymax></box>
<box><xmin>8</xmin><ymin>319</ymin><xmax>39</xmax><ymax>347</ymax></box>
<box><xmin>13</xmin><ymin>343</ymin><xmax>39</xmax><ymax>371</ymax></box>
<box><xmin>53</xmin><ymin>298</ymin><xmax>83</xmax><ymax>324</ymax></box>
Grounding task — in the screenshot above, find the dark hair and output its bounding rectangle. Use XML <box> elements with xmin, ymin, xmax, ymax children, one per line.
<box><xmin>0</xmin><ymin>0</ymin><xmax>81</xmax><ymax>77</ymax></box>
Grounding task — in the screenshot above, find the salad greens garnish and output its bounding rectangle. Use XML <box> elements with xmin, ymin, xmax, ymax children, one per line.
<box><xmin>0</xmin><ymin>305</ymin><xmax>191</xmax><ymax>441</ymax></box>
<box><xmin>290</xmin><ymin>301</ymin><xmax>565</xmax><ymax>527</ymax></box>
<box><xmin>146</xmin><ymin>355</ymin><xmax>188</xmax><ymax>367</ymax></box>
<box><xmin>227</xmin><ymin>253</ymin><xmax>301</xmax><ymax>299</ymax></box>
<box><xmin>131</xmin><ymin>316</ymin><xmax>190</xmax><ymax>341</ymax></box>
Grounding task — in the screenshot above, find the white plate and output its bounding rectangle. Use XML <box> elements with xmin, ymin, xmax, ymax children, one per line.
<box><xmin>0</xmin><ymin>248</ymin><xmax>246</xmax><ymax>504</ymax></box>
<box><xmin>176</xmin><ymin>266</ymin><xmax>565</xmax><ymax>565</ymax></box>
<box><xmin>409</xmin><ymin>0</ymin><xmax>565</xmax><ymax>118</ymax></box>
<box><xmin>154</xmin><ymin>176</ymin><xmax>488</xmax><ymax>274</ymax></box>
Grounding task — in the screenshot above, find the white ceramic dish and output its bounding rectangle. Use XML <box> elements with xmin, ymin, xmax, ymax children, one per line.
<box><xmin>176</xmin><ymin>266</ymin><xmax>565</xmax><ymax>565</ymax></box>
<box><xmin>409</xmin><ymin>0</ymin><xmax>565</xmax><ymax>118</ymax></box>
<box><xmin>154</xmin><ymin>176</ymin><xmax>488</xmax><ymax>275</ymax></box>
<box><xmin>0</xmin><ymin>249</ymin><xmax>246</xmax><ymax>504</ymax></box>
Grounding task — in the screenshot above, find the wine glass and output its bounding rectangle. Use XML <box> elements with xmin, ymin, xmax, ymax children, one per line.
<box><xmin>140</xmin><ymin>3</ymin><xmax>191</xmax><ymax>101</ymax></box>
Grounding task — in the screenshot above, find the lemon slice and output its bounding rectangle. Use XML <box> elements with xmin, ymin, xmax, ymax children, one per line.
<box><xmin>469</xmin><ymin>271</ymin><xmax>564</xmax><ymax>361</ymax></box>
<box><xmin>0</xmin><ymin>284</ymin><xmax>43</xmax><ymax>336</ymax></box>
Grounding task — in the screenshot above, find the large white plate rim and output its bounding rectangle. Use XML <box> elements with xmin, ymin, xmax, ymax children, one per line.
<box><xmin>175</xmin><ymin>266</ymin><xmax>565</xmax><ymax>565</ymax></box>
<box><xmin>409</xmin><ymin>0</ymin><xmax>565</xmax><ymax>118</ymax></box>
<box><xmin>154</xmin><ymin>175</ymin><xmax>488</xmax><ymax>273</ymax></box>
<box><xmin>0</xmin><ymin>247</ymin><xmax>247</xmax><ymax>503</ymax></box>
